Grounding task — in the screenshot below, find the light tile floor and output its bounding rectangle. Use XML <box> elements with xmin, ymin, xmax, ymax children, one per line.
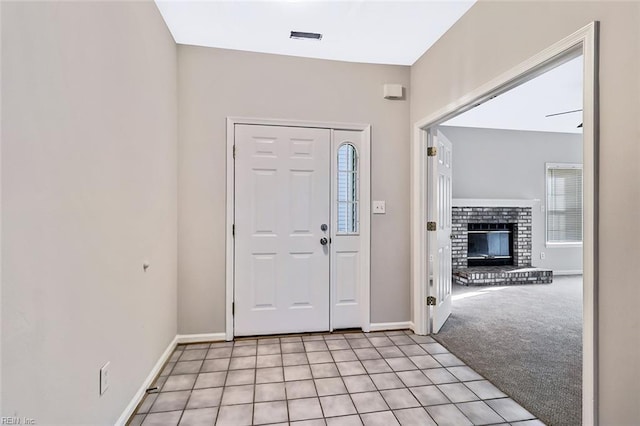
<box><xmin>128</xmin><ymin>330</ymin><xmax>543</xmax><ymax>426</ymax></box>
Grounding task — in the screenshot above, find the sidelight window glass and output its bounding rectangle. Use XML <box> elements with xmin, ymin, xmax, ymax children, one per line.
<box><xmin>337</xmin><ymin>143</ymin><xmax>358</xmax><ymax>234</ymax></box>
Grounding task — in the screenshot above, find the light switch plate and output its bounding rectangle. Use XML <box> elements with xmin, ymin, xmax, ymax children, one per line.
<box><xmin>100</xmin><ymin>362</ymin><xmax>110</xmax><ymax>395</ymax></box>
<box><xmin>373</xmin><ymin>201</ymin><xmax>386</xmax><ymax>214</ymax></box>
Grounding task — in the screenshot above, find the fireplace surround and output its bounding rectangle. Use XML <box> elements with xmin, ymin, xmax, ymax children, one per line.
<box><xmin>452</xmin><ymin>206</ymin><xmax>532</xmax><ymax>269</ymax></box>
<box><xmin>452</xmin><ymin>203</ymin><xmax>552</xmax><ymax>286</ymax></box>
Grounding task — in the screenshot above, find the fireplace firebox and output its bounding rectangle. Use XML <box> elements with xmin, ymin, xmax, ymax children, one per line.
<box><xmin>467</xmin><ymin>223</ymin><xmax>514</xmax><ymax>266</ymax></box>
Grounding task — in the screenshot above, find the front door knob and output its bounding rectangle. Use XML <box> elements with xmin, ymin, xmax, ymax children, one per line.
<box><xmin>320</xmin><ymin>237</ymin><xmax>328</xmax><ymax>246</ymax></box>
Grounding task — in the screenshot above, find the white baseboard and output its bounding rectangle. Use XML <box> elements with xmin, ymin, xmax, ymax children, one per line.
<box><xmin>369</xmin><ymin>321</ymin><xmax>413</xmax><ymax>332</ymax></box>
<box><xmin>176</xmin><ymin>332</ymin><xmax>226</xmax><ymax>344</ymax></box>
<box><xmin>554</xmin><ymin>270</ymin><xmax>583</xmax><ymax>276</ymax></box>
<box><xmin>115</xmin><ymin>335</ymin><xmax>178</xmax><ymax>426</ymax></box>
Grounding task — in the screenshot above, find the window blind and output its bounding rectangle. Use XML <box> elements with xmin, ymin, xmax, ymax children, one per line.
<box><xmin>546</xmin><ymin>165</ymin><xmax>583</xmax><ymax>243</ymax></box>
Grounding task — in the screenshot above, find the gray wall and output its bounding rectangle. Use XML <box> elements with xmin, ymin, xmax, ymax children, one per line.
<box><xmin>441</xmin><ymin>126</ymin><xmax>583</xmax><ymax>273</ymax></box>
<box><xmin>178</xmin><ymin>46</ymin><xmax>411</xmax><ymax>333</ymax></box>
<box><xmin>1</xmin><ymin>1</ymin><xmax>177</xmax><ymax>423</ymax></box>
<box><xmin>3</xmin><ymin>0</ymin><xmax>639</xmax><ymax>423</ymax></box>
<box><xmin>411</xmin><ymin>2</ymin><xmax>640</xmax><ymax>423</ymax></box>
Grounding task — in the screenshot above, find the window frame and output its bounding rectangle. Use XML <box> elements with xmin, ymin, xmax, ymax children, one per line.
<box><xmin>545</xmin><ymin>162</ymin><xmax>583</xmax><ymax>247</ymax></box>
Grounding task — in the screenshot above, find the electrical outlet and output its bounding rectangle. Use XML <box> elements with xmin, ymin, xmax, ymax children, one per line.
<box><xmin>540</xmin><ymin>252</ymin><xmax>546</xmax><ymax>260</ymax></box>
<box><xmin>373</xmin><ymin>201</ymin><xmax>386</xmax><ymax>214</ymax></box>
<box><xmin>100</xmin><ymin>362</ymin><xmax>110</xmax><ymax>395</ymax></box>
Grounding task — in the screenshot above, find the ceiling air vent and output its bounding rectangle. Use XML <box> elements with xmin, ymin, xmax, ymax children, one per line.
<box><xmin>290</xmin><ymin>31</ymin><xmax>322</xmax><ymax>41</ymax></box>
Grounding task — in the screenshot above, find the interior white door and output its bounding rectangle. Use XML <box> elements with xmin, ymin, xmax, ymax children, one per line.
<box><xmin>428</xmin><ymin>128</ymin><xmax>453</xmax><ymax>333</ymax></box>
<box><xmin>234</xmin><ymin>124</ymin><xmax>331</xmax><ymax>336</ymax></box>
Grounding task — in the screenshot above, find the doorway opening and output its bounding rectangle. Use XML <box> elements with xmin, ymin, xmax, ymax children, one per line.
<box><xmin>434</xmin><ymin>54</ymin><xmax>584</xmax><ymax>425</ymax></box>
<box><xmin>410</xmin><ymin>22</ymin><xmax>598</xmax><ymax>425</ymax></box>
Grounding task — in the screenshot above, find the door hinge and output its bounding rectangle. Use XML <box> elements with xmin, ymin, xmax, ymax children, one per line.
<box><xmin>427</xmin><ymin>147</ymin><xmax>437</xmax><ymax>157</ymax></box>
<box><xmin>427</xmin><ymin>221</ymin><xmax>437</xmax><ymax>231</ymax></box>
<box><xmin>232</xmin><ymin>224</ymin><xmax>235</xmax><ymax>237</ymax></box>
<box><xmin>232</xmin><ymin>302</ymin><xmax>235</xmax><ymax>315</ymax></box>
<box><xmin>426</xmin><ymin>296</ymin><xmax>437</xmax><ymax>306</ymax></box>
<box><xmin>233</xmin><ymin>145</ymin><xmax>236</xmax><ymax>159</ymax></box>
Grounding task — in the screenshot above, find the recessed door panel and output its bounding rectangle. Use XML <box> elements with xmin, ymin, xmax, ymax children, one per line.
<box><xmin>252</xmin><ymin>254</ymin><xmax>277</xmax><ymax>309</ymax></box>
<box><xmin>290</xmin><ymin>171</ymin><xmax>313</xmax><ymax>233</ymax></box>
<box><xmin>253</xmin><ymin>170</ymin><xmax>277</xmax><ymax>233</ymax></box>
<box><xmin>288</xmin><ymin>252</ymin><xmax>313</xmax><ymax>307</ymax></box>
<box><xmin>336</xmin><ymin>251</ymin><xmax>359</xmax><ymax>305</ymax></box>
<box><xmin>254</xmin><ymin>138</ymin><xmax>277</xmax><ymax>157</ymax></box>
<box><xmin>290</xmin><ymin>139</ymin><xmax>314</xmax><ymax>158</ymax></box>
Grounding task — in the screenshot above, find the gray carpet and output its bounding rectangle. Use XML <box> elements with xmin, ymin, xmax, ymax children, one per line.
<box><xmin>432</xmin><ymin>275</ymin><xmax>582</xmax><ymax>426</ymax></box>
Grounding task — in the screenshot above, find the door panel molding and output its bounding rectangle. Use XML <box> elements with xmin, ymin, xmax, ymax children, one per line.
<box><xmin>226</xmin><ymin>117</ymin><xmax>371</xmax><ymax>340</ymax></box>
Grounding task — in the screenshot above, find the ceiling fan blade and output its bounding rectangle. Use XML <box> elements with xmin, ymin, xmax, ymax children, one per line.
<box><xmin>545</xmin><ymin>109</ymin><xmax>583</xmax><ymax>118</ymax></box>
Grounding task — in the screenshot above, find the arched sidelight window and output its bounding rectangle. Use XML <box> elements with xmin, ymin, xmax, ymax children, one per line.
<box><xmin>337</xmin><ymin>143</ymin><xmax>359</xmax><ymax>234</ymax></box>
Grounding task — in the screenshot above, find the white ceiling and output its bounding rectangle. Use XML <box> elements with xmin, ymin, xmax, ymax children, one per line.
<box><xmin>443</xmin><ymin>56</ymin><xmax>584</xmax><ymax>134</ymax></box>
<box><xmin>154</xmin><ymin>0</ymin><xmax>476</xmax><ymax>66</ymax></box>
<box><xmin>155</xmin><ymin>1</ymin><xmax>581</xmax><ymax>134</ymax></box>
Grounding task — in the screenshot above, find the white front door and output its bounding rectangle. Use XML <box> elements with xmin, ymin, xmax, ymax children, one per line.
<box><xmin>234</xmin><ymin>125</ymin><xmax>331</xmax><ymax>336</ymax></box>
<box><xmin>428</xmin><ymin>128</ymin><xmax>453</xmax><ymax>333</ymax></box>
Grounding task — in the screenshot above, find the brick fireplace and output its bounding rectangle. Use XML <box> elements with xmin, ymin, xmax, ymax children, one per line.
<box><xmin>452</xmin><ymin>206</ymin><xmax>532</xmax><ymax>268</ymax></box>
<box><xmin>452</xmin><ymin>203</ymin><xmax>552</xmax><ymax>286</ymax></box>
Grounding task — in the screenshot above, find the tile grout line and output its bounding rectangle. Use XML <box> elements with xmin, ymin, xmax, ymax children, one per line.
<box><xmin>379</xmin><ymin>331</ymin><xmax>434</xmax><ymax>425</ymax></box>
<box><xmin>249</xmin><ymin>338</ymin><xmax>257</xmax><ymax>426</ymax></box>
<box><xmin>325</xmin><ymin>333</ymin><xmax>364</xmax><ymax>424</ymax></box>
<box><xmin>368</xmin><ymin>332</ymin><xmax>398</xmax><ymax>423</ymax></box>
<box><xmin>214</xmin><ymin>340</ymin><xmax>233</xmax><ymax>426</ymax></box>
<box><xmin>279</xmin><ymin>336</ymin><xmax>288</xmax><ymax>426</ymax></box>
<box><xmin>176</xmin><ymin>343</ymin><xmax>200</xmax><ymax>424</ymax></box>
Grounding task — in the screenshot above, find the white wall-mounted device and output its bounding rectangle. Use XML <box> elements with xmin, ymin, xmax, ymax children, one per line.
<box><xmin>383</xmin><ymin>84</ymin><xmax>403</xmax><ymax>100</ymax></box>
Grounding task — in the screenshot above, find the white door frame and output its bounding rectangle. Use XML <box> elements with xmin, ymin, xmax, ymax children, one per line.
<box><xmin>410</xmin><ymin>22</ymin><xmax>599</xmax><ymax>424</ymax></box>
<box><xmin>226</xmin><ymin>117</ymin><xmax>371</xmax><ymax>340</ymax></box>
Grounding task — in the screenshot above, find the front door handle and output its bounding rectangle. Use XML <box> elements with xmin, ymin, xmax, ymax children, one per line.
<box><xmin>320</xmin><ymin>237</ymin><xmax>328</xmax><ymax>246</ymax></box>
